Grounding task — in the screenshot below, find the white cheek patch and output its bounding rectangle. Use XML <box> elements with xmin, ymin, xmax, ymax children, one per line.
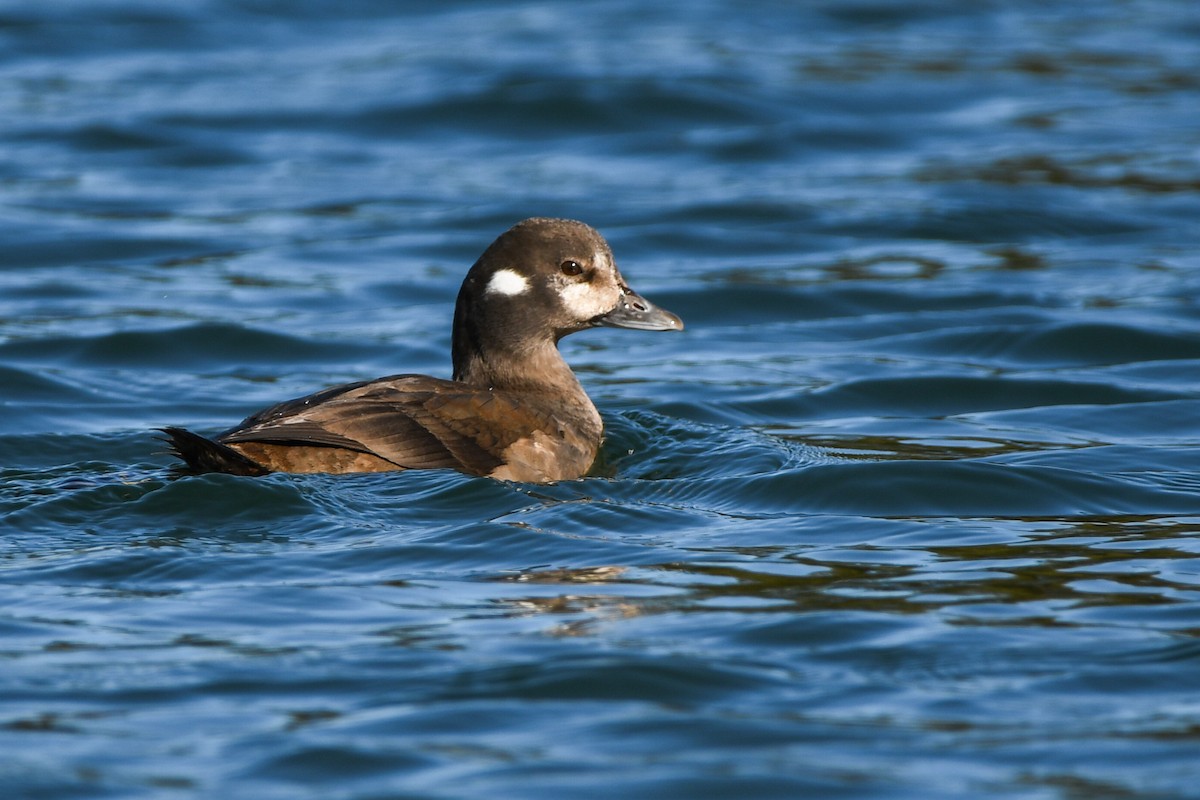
<box><xmin>486</xmin><ymin>268</ymin><xmax>529</xmax><ymax>297</ymax></box>
<box><xmin>558</xmin><ymin>247</ymin><xmax>620</xmax><ymax>319</ymax></box>
<box><xmin>560</xmin><ymin>280</ymin><xmax>616</xmax><ymax>320</ymax></box>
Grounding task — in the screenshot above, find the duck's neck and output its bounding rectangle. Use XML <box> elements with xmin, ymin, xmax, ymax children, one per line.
<box><xmin>453</xmin><ymin>338</ymin><xmax>584</xmax><ymax>395</ymax></box>
<box><xmin>450</xmin><ymin>274</ymin><xmax>595</xmax><ymax>413</ymax></box>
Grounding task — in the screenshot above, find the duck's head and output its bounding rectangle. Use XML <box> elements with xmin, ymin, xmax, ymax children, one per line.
<box><xmin>452</xmin><ymin>218</ymin><xmax>683</xmax><ymax>384</ymax></box>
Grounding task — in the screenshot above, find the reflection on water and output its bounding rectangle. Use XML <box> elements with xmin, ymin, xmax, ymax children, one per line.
<box><xmin>484</xmin><ymin>516</ymin><xmax>1200</xmax><ymax>626</ymax></box>
<box><xmin>922</xmin><ymin>154</ymin><xmax>1200</xmax><ymax>195</ymax></box>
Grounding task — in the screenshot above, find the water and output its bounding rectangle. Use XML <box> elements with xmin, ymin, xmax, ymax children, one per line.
<box><xmin>3</xmin><ymin>1</ymin><xmax>1200</xmax><ymax>797</ymax></box>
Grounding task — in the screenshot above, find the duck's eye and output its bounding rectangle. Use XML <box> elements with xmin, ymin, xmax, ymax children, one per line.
<box><xmin>560</xmin><ymin>260</ymin><xmax>583</xmax><ymax>277</ymax></box>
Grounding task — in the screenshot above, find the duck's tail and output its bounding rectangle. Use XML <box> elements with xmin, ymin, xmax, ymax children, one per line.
<box><xmin>157</xmin><ymin>426</ymin><xmax>270</xmax><ymax>476</ymax></box>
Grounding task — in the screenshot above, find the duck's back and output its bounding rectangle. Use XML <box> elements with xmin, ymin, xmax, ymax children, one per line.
<box><xmin>168</xmin><ymin>374</ymin><xmax>603</xmax><ymax>483</ymax></box>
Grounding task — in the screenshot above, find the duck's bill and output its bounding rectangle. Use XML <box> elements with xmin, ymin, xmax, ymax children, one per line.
<box><xmin>595</xmin><ymin>289</ymin><xmax>684</xmax><ymax>331</ymax></box>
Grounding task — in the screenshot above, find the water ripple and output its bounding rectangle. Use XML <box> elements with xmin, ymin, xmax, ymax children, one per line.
<box><xmin>4</xmin><ymin>0</ymin><xmax>1200</xmax><ymax>797</ymax></box>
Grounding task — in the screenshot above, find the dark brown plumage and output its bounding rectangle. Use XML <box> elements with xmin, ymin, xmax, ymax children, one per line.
<box><xmin>160</xmin><ymin>218</ymin><xmax>683</xmax><ymax>483</ymax></box>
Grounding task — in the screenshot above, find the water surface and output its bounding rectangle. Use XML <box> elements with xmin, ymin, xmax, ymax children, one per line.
<box><xmin>3</xmin><ymin>1</ymin><xmax>1200</xmax><ymax>798</ymax></box>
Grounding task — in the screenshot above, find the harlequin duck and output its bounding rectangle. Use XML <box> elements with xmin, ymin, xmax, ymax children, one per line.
<box><xmin>160</xmin><ymin>217</ymin><xmax>683</xmax><ymax>483</ymax></box>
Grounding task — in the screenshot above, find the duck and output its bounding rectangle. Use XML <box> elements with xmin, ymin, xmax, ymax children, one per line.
<box><xmin>160</xmin><ymin>217</ymin><xmax>683</xmax><ymax>483</ymax></box>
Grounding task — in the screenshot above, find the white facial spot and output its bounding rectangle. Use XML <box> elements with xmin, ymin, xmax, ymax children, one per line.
<box><xmin>486</xmin><ymin>268</ymin><xmax>529</xmax><ymax>297</ymax></box>
<box><xmin>558</xmin><ymin>248</ymin><xmax>619</xmax><ymax>319</ymax></box>
<box><xmin>561</xmin><ymin>281</ymin><xmax>616</xmax><ymax>320</ymax></box>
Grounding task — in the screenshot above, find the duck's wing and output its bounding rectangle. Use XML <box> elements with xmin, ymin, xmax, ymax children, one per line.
<box><xmin>217</xmin><ymin>375</ymin><xmax>554</xmax><ymax>476</ymax></box>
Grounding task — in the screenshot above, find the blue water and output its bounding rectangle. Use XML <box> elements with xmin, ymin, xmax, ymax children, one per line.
<box><xmin>3</xmin><ymin>1</ymin><xmax>1200</xmax><ymax>797</ymax></box>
